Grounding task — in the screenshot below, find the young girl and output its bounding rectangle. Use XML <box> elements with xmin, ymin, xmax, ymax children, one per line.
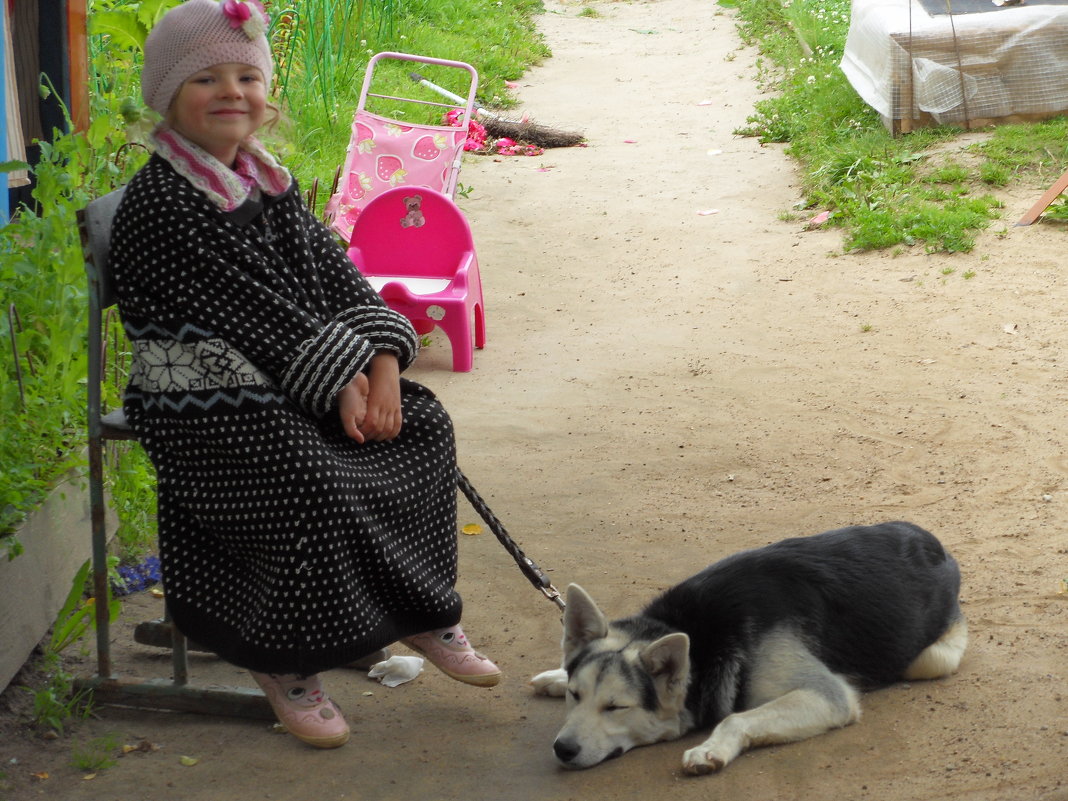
<box><xmin>110</xmin><ymin>0</ymin><xmax>500</xmax><ymax>749</ymax></box>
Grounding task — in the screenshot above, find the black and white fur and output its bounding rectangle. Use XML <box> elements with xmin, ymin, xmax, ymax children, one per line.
<box><xmin>531</xmin><ymin>521</ymin><xmax>967</xmax><ymax>774</ymax></box>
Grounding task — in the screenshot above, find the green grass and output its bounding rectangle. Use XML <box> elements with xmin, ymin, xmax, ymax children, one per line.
<box><xmin>269</xmin><ymin>0</ymin><xmax>551</xmax><ymax>205</ymax></box>
<box><xmin>728</xmin><ymin>0</ymin><xmax>1068</xmax><ymax>252</ymax></box>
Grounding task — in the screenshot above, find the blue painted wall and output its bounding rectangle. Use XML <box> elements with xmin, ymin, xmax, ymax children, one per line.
<box><xmin>1</xmin><ymin>4</ymin><xmax>9</xmax><ymax>224</ymax></box>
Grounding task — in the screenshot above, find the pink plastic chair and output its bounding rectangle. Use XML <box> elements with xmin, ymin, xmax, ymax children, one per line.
<box><xmin>326</xmin><ymin>52</ymin><xmax>479</xmax><ymax>244</ymax></box>
<box><xmin>346</xmin><ymin>186</ymin><xmax>485</xmax><ymax>372</ymax></box>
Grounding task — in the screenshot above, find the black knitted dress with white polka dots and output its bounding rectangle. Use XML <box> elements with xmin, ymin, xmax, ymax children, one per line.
<box><xmin>110</xmin><ymin>154</ymin><xmax>463</xmax><ymax>676</ymax></box>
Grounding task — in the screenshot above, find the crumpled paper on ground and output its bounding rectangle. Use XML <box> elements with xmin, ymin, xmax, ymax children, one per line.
<box><xmin>367</xmin><ymin>655</ymin><xmax>424</xmax><ymax>687</ymax></box>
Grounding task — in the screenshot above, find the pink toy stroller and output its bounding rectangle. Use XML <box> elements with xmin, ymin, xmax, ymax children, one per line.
<box><xmin>325</xmin><ymin>52</ymin><xmax>479</xmax><ymax>243</ymax></box>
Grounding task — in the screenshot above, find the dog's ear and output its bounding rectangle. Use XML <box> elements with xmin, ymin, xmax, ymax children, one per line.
<box><xmin>639</xmin><ymin>633</ymin><xmax>690</xmax><ymax>701</ymax></box>
<box><xmin>562</xmin><ymin>584</ymin><xmax>608</xmax><ymax>660</ymax></box>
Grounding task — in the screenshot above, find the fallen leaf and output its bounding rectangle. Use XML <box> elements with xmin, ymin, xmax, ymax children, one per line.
<box><xmin>461</xmin><ymin>523</ymin><xmax>483</xmax><ymax>536</ymax></box>
<box><xmin>179</xmin><ymin>756</ymin><xmax>199</xmax><ymax>767</ymax></box>
<box><xmin>806</xmin><ymin>210</ymin><xmax>831</xmax><ymax>229</ymax></box>
<box><xmin>83</xmin><ymin>774</ymin><xmax>97</xmax><ymax>781</ymax></box>
<box><xmin>149</xmin><ymin>587</ymin><xmax>165</xmax><ymax>599</ymax></box>
<box><xmin>124</xmin><ymin>740</ymin><xmax>159</xmax><ymax>754</ymax></box>
<box><xmin>32</xmin><ymin>772</ymin><xmax>49</xmax><ymax>781</ymax></box>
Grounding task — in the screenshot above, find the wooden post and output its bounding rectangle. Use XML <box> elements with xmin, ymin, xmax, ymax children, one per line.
<box><xmin>67</xmin><ymin>0</ymin><xmax>88</xmax><ymax>132</ymax></box>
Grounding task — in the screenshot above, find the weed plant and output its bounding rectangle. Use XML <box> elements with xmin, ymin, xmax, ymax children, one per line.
<box><xmin>727</xmin><ymin>0</ymin><xmax>1068</xmax><ymax>252</ymax></box>
<box><xmin>70</xmin><ymin>733</ymin><xmax>122</xmax><ymax>772</ymax></box>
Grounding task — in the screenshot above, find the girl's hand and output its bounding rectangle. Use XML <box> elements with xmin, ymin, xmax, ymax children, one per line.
<box><xmin>359</xmin><ymin>354</ymin><xmax>402</xmax><ymax>441</ymax></box>
<box><xmin>338</xmin><ymin>372</ymin><xmax>370</xmax><ymax>443</ymax></box>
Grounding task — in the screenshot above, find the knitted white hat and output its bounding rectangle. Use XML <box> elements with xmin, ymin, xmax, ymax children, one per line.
<box><xmin>142</xmin><ymin>0</ymin><xmax>273</xmax><ymax>114</ymax></box>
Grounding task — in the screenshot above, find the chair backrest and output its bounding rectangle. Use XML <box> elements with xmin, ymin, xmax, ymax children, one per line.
<box><xmin>80</xmin><ymin>186</ymin><xmax>127</xmax><ymax>308</ymax></box>
<box><xmin>346</xmin><ymin>186</ymin><xmax>475</xmax><ymax>280</ymax></box>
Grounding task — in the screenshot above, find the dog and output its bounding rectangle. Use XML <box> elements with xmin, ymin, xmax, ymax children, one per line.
<box><xmin>531</xmin><ymin>521</ymin><xmax>967</xmax><ymax>774</ymax></box>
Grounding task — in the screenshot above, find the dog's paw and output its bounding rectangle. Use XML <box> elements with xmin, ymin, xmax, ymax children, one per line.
<box><xmin>529</xmin><ymin>668</ymin><xmax>568</xmax><ymax>697</ymax></box>
<box><xmin>681</xmin><ymin>746</ymin><xmax>727</xmax><ymax>776</ymax></box>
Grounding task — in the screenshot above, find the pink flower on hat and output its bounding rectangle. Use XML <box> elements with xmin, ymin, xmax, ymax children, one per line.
<box><xmin>222</xmin><ymin>0</ymin><xmax>268</xmax><ymax>39</ymax></box>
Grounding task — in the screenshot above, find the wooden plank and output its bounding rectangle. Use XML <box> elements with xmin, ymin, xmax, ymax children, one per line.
<box><xmin>0</xmin><ymin>474</ymin><xmax>98</xmax><ymax>692</ymax></box>
<box><xmin>1016</xmin><ymin>169</ymin><xmax>1068</xmax><ymax>226</ymax></box>
<box><xmin>73</xmin><ymin>676</ymin><xmax>276</xmax><ymax>720</ymax></box>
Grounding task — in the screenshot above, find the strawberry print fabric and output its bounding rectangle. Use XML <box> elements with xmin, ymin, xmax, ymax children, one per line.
<box><xmin>326</xmin><ymin>111</ymin><xmax>469</xmax><ymax>243</ymax></box>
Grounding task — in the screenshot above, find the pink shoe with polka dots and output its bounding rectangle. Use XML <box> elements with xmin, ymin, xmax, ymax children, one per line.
<box><xmin>250</xmin><ymin>671</ymin><xmax>350</xmax><ymax>748</ymax></box>
<box><xmin>403</xmin><ymin>624</ymin><xmax>501</xmax><ymax>687</ymax></box>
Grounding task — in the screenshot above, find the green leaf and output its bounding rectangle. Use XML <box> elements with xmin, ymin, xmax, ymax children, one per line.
<box><xmin>88</xmin><ymin>10</ymin><xmax>149</xmax><ymax>51</ymax></box>
<box><xmin>49</xmin><ymin>560</ymin><xmax>93</xmax><ymax>653</ymax></box>
<box><xmin>138</xmin><ymin>0</ymin><xmax>184</xmax><ymax>31</ymax></box>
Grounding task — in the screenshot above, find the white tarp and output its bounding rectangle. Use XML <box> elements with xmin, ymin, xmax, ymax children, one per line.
<box><xmin>841</xmin><ymin>0</ymin><xmax>1068</xmax><ymax>129</ymax></box>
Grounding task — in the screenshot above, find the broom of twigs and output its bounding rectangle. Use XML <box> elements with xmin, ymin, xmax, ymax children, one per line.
<box><xmin>409</xmin><ymin>72</ymin><xmax>585</xmax><ymax>149</ymax></box>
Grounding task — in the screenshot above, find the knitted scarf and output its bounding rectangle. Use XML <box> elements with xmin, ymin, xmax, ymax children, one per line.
<box><xmin>152</xmin><ymin>127</ymin><xmax>293</xmax><ymax>211</ymax></box>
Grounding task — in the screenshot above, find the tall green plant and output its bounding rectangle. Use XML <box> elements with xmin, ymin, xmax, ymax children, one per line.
<box><xmin>1</xmin><ymin>36</ymin><xmax>148</xmax><ymax>556</ymax></box>
<box><xmin>271</xmin><ymin>0</ymin><xmax>374</xmax><ymax>120</ymax></box>
<box><xmin>0</xmin><ymin>116</ymin><xmax>136</xmax><ymax>554</ymax></box>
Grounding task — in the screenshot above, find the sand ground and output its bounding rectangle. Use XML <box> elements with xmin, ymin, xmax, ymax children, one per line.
<box><xmin>2</xmin><ymin>0</ymin><xmax>1067</xmax><ymax>799</ymax></box>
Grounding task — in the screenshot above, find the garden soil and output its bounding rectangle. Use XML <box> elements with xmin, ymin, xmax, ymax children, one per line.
<box><xmin>3</xmin><ymin>0</ymin><xmax>1068</xmax><ymax>798</ymax></box>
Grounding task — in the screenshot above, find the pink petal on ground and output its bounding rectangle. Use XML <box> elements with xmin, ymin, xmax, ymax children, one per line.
<box><xmin>697</xmin><ymin>209</ymin><xmax>720</xmax><ymax>216</ymax></box>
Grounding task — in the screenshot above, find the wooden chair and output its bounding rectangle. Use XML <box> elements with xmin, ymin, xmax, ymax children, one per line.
<box><xmin>74</xmin><ymin>188</ymin><xmax>272</xmax><ymax>719</ymax></box>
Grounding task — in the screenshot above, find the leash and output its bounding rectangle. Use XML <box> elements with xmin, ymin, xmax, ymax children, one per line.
<box><xmin>456</xmin><ymin>468</ymin><xmax>566</xmax><ymax>611</ymax></box>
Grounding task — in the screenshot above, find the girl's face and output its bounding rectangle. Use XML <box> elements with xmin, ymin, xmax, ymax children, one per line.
<box><xmin>169</xmin><ymin>63</ymin><xmax>267</xmax><ymax>165</ymax></box>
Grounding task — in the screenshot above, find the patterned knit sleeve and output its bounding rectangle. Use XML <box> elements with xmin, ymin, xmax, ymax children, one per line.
<box><xmin>279</xmin><ymin>322</ymin><xmax>376</xmax><ymax>416</ymax></box>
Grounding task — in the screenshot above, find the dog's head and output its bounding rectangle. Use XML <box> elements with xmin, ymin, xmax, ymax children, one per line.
<box><xmin>552</xmin><ymin>584</ymin><xmax>691</xmax><ymax>769</ymax></box>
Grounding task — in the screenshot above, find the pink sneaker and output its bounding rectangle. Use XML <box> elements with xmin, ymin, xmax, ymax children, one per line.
<box><xmin>250</xmin><ymin>671</ymin><xmax>350</xmax><ymax>748</ymax></box>
<box><xmin>402</xmin><ymin>625</ymin><xmax>501</xmax><ymax>687</ymax></box>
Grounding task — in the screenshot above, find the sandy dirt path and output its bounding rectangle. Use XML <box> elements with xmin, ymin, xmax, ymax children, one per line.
<box><xmin>3</xmin><ymin>1</ymin><xmax>1067</xmax><ymax>799</ymax></box>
